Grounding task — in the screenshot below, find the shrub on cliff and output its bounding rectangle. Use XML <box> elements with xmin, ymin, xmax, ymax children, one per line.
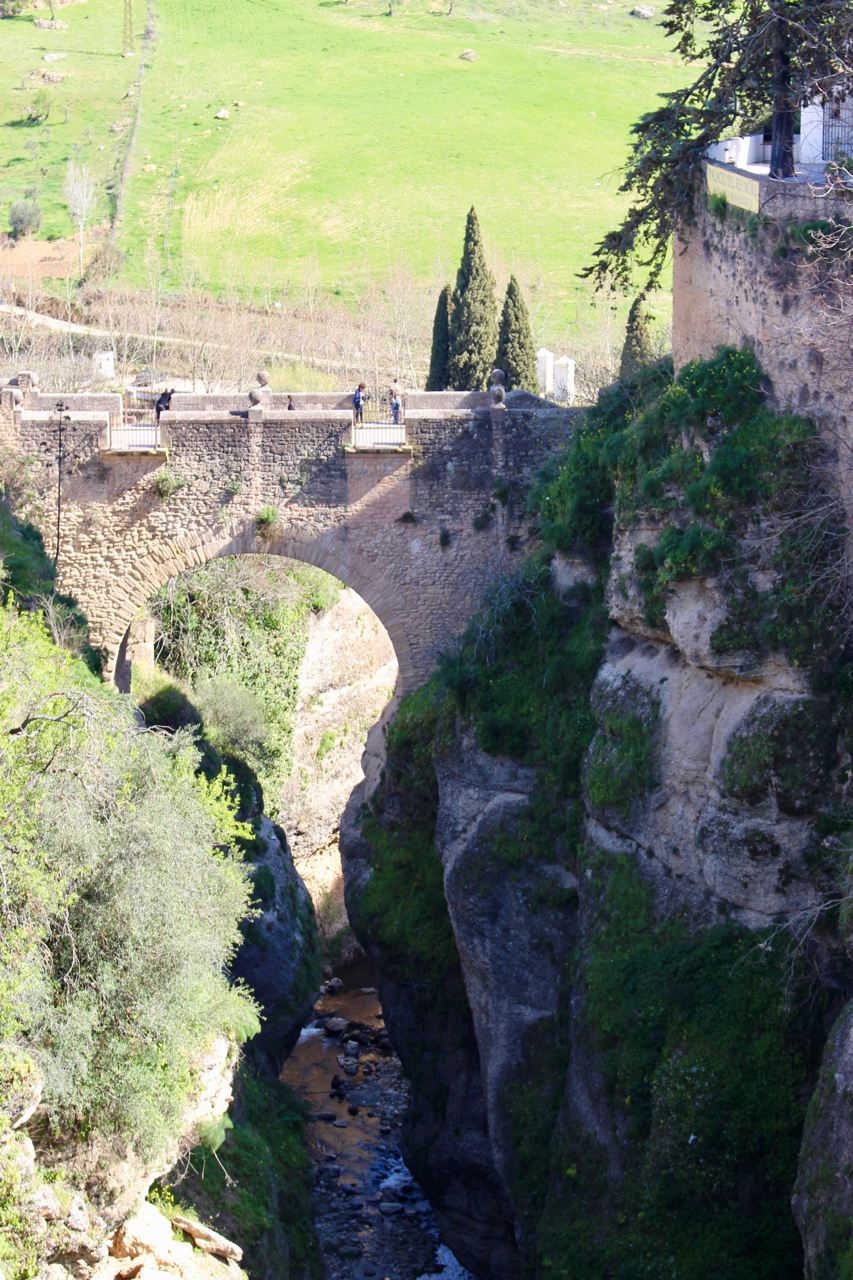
<box><xmin>145</xmin><ymin>557</ymin><xmax>340</xmax><ymax>801</ymax></box>
<box><xmin>533</xmin><ymin>347</ymin><xmax>847</xmax><ymax>683</ymax></box>
<box><xmin>0</xmin><ymin>601</ymin><xmax>258</xmax><ymax>1159</ymax></box>
<box><xmin>447</xmin><ymin>207</ymin><xmax>498</xmax><ymax>391</ymax></box>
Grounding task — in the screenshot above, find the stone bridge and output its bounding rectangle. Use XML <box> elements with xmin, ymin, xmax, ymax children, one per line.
<box><xmin>0</xmin><ymin>377</ymin><xmax>574</xmax><ymax>692</ymax></box>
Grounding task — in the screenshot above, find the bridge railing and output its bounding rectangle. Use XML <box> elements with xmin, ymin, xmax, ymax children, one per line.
<box><xmin>109</xmin><ymin>392</ymin><xmax>161</xmax><ymax>450</ymax></box>
<box><xmin>351</xmin><ymin>386</ymin><xmax>406</xmax><ymax>447</ymax></box>
<box><xmin>352</xmin><ymin>424</ymin><xmax>407</xmax><ymax>447</ymax></box>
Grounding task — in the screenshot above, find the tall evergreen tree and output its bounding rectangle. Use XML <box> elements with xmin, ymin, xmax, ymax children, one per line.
<box><xmin>619</xmin><ymin>297</ymin><xmax>654</xmax><ymax>380</ymax></box>
<box><xmin>495</xmin><ymin>275</ymin><xmax>538</xmax><ymax>393</ymax></box>
<box><xmin>425</xmin><ymin>283</ymin><xmax>452</xmax><ymax>391</ymax></box>
<box><xmin>447</xmin><ymin>207</ymin><xmax>498</xmax><ymax>391</ymax></box>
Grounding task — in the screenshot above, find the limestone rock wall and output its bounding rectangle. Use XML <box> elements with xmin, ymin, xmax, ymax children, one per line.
<box><xmin>340</xmin><ymin>529</ymin><xmax>850</xmax><ymax>1278</ymax></box>
<box><xmin>279</xmin><ymin>586</ymin><xmax>397</xmax><ymax>951</ymax></box>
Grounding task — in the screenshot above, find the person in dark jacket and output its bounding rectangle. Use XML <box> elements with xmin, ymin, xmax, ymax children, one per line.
<box><xmin>353</xmin><ymin>383</ymin><xmax>367</xmax><ymax>424</ymax></box>
<box><xmin>287</xmin><ymin>395</ymin><xmax>296</xmax><ymax>410</ymax></box>
<box><xmin>155</xmin><ymin>388</ymin><xmax>174</xmax><ymax>422</ymax></box>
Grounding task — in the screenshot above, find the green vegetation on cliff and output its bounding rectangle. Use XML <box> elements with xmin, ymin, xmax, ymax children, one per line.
<box><xmin>537</xmin><ymin>853</ymin><xmax>820</xmax><ymax>1280</ymax></box>
<box><xmin>0</xmin><ymin>497</ymin><xmax>325</xmax><ymax>1280</ymax></box>
<box><xmin>352</xmin><ymin>347</ymin><xmax>851</xmax><ymax>1280</ymax></box>
<box><xmin>0</xmin><ymin>597</ymin><xmax>259</xmax><ymax>1146</ymax></box>
<box><xmin>535</xmin><ymin>347</ymin><xmax>847</xmax><ymax>683</ymax></box>
<box><xmin>136</xmin><ymin>556</ymin><xmax>340</xmax><ymax>808</ymax></box>
<box><xmin>0</xmin><ymin>577</ymin><xmax>262</xmax><ymax>1278</ymax></box>
<box><xmin>153</xmin><ymin>1071</ymin><xmax>320</xmax><ymax>1280</ymax></box>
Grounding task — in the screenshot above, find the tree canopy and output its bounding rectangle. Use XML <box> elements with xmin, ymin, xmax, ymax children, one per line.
<box><xmin>0</xmin><ymin>598</ymin><xmax>258</xmax><ymax>1158</ymax></box>
<box><xmin>426</xmin><ymin>283</ymin><xmax>453</xmax><ymax>391</ymax></box>
<box><xmin>587</xmin><ymin>0</ymin><xmax>853</xmax><ymax>291</ymax></box>
<box><xmin>447</xmin><ymin>207</ymin><xmax>498</xmax><ymax>391</ymax></box>
<box><xmin>496</xmin><ymin>275</ymin><xmax>539</xmax><ymax>393</ymax></box>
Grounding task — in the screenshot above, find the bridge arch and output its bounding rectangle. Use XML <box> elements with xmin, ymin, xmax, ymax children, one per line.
<box><xmin>108</xmin><ymin>519</ymin><xmax>416</xmax><ymax>692</ymax></box>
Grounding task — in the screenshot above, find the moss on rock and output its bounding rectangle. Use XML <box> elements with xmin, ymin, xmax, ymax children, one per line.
<box><xmin>721</xmin><ymin>696</ymin><xmax>837</xmax><ymax>814</ymax></box>
<box><xmin>584</xmin><ymin>672</ymin><xmax>659</xmax><ymax>817</ymax></box>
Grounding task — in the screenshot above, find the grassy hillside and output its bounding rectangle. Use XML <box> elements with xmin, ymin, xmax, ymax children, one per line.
<box><xmin>1</xmin><ymin>0</ymin><xmax>691</xmax><ymax>316</ymax></box>
<box><xmin>0</xmin><ymin>0</ymin><xmax>138</xmax><ymax>245</ymax></box>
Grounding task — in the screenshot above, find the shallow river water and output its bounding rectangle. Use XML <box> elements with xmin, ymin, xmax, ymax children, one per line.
<box><xmin>281</xmin><ymin>980</ymin><xmax>471</xmax><ymax>1280</ymax></box>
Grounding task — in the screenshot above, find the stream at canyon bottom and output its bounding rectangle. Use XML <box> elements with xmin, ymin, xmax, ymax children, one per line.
<box><xmin>281</xmin><ymin>976</ymin><xmax>471</xmax><ymax>1280</ymax></box>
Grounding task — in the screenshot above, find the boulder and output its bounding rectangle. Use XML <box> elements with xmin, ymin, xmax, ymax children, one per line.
<box><xmin>631</xmin><ymin>4</ymin><xmax>654</xmax><ymax>15</ymax></box>
<box><xmin>171</xmin><ymin>1216</ymin><xmax>242</xmax><ymax>1262</ymax></box>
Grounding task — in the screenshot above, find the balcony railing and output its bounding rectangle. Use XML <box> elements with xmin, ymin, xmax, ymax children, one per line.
<box><xmin>110</xmin><ymin>422</ymin><xmax>161</xmax><ymax>450</ymax></box>
<box><xmin>352</xmin><ymin>424</ymin><xmax>407</xmax><ymax>447</ymax></box>
<box><xmin>351</xmin><ymin>386</ymin><xmax>406</xmax><ymax>447</ymax></box>
<box><xmin>110</xmin><ymin>395</ymin><xmax>161</xmax><ymax>450</ymax></box>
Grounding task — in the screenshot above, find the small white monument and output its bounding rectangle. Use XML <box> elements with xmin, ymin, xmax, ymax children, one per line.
<box><xmin>554</xmin><ymin>355</ymin><xmax>576</xmax><ymax>405</ymax></box>
<box><xmin>536</xmin><ymin>348</ymin><xmax>554</xmax><ymax>396</ymax></box>
<box><xmin>92</xmin><ymin>350</ymin><xmax>115</xmax><ymax>380</ymax></box>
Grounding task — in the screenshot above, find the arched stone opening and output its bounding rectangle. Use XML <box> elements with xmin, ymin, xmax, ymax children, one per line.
<box><xmin>107</xmin><ymin>523</ymin><xmax>414</xmax><ymax>696</ymax></box>
<box><xmin>119</xmin><ymin>545</ymin><xmax>399</xmax><ymax>977</ymax></box>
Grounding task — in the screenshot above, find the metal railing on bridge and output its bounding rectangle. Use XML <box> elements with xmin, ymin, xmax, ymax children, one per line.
<box><xmin>351</xmin><ymin>386</ymin><xmax>406</xmax><ymax>448</ymax></box>
<box><xmin>109</xmin><ymin>392</ymin><xmax>160</xmax><ymax>450</ymax></box>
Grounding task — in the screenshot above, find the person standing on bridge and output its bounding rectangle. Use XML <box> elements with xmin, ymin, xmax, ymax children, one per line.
<box><xmin>155</xmin><ymin>388</ymin><xmax>174</xmax><ymax>423</ymax></box>
<box><xmin>353</xmin><ymin>383</ymin><xmax>367</xmax><ymax>425</ymax></box>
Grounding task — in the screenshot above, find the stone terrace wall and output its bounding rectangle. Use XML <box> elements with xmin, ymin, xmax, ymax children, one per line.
<box><xmin>0</xmin><ymin>390</ymin><xmax>576</xmax><ymax>692</ymax></box>
<box><xmin>673</xmin><ymin>163</ymin><xmax>853</xmax><ymax>428</ymax></box>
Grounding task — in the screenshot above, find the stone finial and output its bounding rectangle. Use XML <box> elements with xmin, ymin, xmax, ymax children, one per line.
<box><xmin>490</xmin><ymin>368</ymin><xmax>506</xmax><ymax>404</ymax></box>
<box><xmin>248</xmin><ymin>387</ymin><xmax>264</xmax><ymax>405</ymax></box>
<box><xmin>256</xmin><ymin>370</ymin><xmax>271</xmax><ymax>387</ymax></box>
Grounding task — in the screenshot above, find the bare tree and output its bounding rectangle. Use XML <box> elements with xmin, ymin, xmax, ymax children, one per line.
<box><xmin>64</xmin><ymin>161</ymin><xmax>97</xmax><ymax>279</ymax></box>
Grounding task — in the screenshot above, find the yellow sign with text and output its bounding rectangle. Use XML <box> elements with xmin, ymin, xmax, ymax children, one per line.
<box><xmin>706</xmin><ymin>163</ymin><xmax>761</xmax><ymax>213</ymax></box>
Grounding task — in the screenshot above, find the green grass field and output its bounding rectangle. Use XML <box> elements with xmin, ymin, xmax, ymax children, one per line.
<box><xmin>1</xmin><ymin>0</ymin><xmax>692</xmax><ymax>314</ymax></box>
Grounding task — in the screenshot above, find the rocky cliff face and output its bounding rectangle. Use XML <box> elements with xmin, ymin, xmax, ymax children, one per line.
<box><xmin>231</xmin><ymin>816</ymin><xmax>321</xmax><ymax>1073</ymax></box>
<box><xmin>3</xmin><ymin>1032</ymin><xmax>238</xmax><ymax>1279</ymax></box>
<box><xmin>278</xmin><ymin>585</ymin><xmax>397</xmax><ymax>959</ymax></box>
<box><xmin>340</xmin><ymin>351</ymin><xmax>853</xmax><ymax>1280</ymax></box>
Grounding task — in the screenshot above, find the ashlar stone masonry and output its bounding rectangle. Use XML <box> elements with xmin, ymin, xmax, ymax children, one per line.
<box><xmin>0</xmin><ymin>383</ymin><xmax>575</xmax><ymax>692</ymax></box>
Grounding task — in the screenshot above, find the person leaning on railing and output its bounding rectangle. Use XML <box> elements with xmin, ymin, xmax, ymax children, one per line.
<box><xmin>155</xmin><ymin>388</ymin><xmax>174</xmax><ymax>423</ymax></box>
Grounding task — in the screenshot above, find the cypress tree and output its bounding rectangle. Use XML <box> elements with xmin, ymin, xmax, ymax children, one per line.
<box><xmin>425</xmin><ymin>283</ymin><xmax>452</xmax><ymax>391</ymax></box>
<box><xmin>619</xmin><ymin>297</ymin><xmax>654</xmax><ymax>381</ymax></box>
<box><xmin>495</xmin><ymin>275</ymin><xmax>538</xmax><ymax>393</ymax></box>
<box><xmin>447</xmin><ymin>207</ymin><xmax>498</xmax><ymax>391</ymax></box>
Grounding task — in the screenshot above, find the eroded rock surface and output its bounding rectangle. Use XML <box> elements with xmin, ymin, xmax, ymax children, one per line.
<box><xmin>340</xmin><ymin>536</ymin><xmax>849</xmax><ymax>1278</ymax></box>
<box><xmin>281</xmin><ymin>586</ymin><xmax>397</xmax><ymax>950</ymax></box>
